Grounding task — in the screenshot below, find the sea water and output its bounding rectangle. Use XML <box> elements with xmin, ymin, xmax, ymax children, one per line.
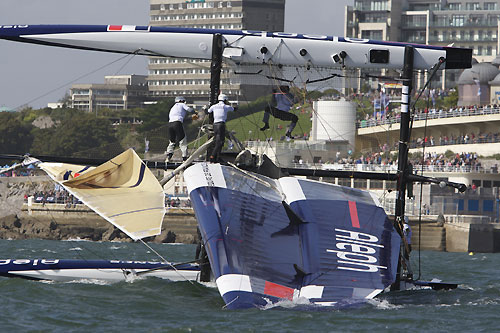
<box><xmin>0</xmin><ymin>239</ymin><xmax>499</xmax><ymax>332</ymax></box>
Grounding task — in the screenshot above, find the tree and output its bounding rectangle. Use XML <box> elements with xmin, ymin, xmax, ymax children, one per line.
<box><xmin>31</xmin><ymin>114</ymin><xmax>118</xmax><ymax>158</ymax></box>
<box><xmin>0</xmin><ymin>113</ymin><xmax>33</xmax><ymax>154</ymax></box>
<box><xmin>137</xmin><ymin>98</ymin><xmax>175</xmax><ymax>133</ymax></box>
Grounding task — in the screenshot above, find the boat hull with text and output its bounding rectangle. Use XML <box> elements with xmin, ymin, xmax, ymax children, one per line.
<box><xmin>184</xmin><ymin>163</ymin><xmax>400</xmax><ymax>309</ymax></box>
<box><xmin>0</xmin><ymin>25</ymin><xmax>470</xmax><ymax>70</ymax></box>
<box><xmin>0</xmin><ymin>258</ymin><xmax>200</xmax><ymax>282</ymax></box>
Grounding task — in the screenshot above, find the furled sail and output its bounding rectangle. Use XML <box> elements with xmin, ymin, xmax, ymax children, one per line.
<box><xmin>39</xmin><ymin>149</ymin><xmax>165</xmax><ymax>240</ymax></box>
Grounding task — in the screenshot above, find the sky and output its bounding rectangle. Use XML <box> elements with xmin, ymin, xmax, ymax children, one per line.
<box><xmin>0</xmin><ymin>0</ymin><xmax>353</xmax><ymax>109</ymax></box>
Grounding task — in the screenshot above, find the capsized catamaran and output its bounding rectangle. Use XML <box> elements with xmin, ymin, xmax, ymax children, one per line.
<box><xmin>0</xmin><ymin>149</ymin><xmax>200</xmax><ymax>282</ymax></box>
<box><xmin>0</xmin><ymin>25</ymin><xmax>471</xmax><ymax>307</ymax></box>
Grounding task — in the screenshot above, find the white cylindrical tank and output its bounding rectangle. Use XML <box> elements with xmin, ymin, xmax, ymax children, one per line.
<box><xmin>312</xmin><ymin>99</ymin><xmax>356</xmax><ymax>145</ymax></box>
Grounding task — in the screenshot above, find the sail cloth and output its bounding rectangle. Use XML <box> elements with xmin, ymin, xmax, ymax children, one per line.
<box><xmin>185</xmin><ymin>163</ymin><xmax>400</xmax><ymax>309</ymax></box>
<box><xmin>39</xmin><ymin>149</ymin><xmax>166</xmax><ymax>240</ymax></box>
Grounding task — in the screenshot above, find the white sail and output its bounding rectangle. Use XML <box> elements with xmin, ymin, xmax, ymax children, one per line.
<box><xmin>38</xmin><ymin>149</ymin><xmax>166</xmax><ymax>241</ymax></box>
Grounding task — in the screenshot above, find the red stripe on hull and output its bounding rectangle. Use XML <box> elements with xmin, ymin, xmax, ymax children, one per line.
<box><xmin>264</xmin><ymin>281</ymin><xmax>294</xmax><ymax>300</ymax></box>
<box><xmin>348</xmin><ymin>201</ymin><xmax>361</xmax><ymax>228</ymax></box>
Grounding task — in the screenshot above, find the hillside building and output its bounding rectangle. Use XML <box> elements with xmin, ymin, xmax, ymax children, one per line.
<box><xmin>148</xmin><ymin>0</ymin><xmax>285</xmax><ymax>103</ymax></box>
<box><xmin>345</xmin><ymin>0</ymin><xmax>500</xmax><ymax>88</ymax></box>
<box><xmin>71</xmin><ymin>75</ymin><xmax>149</xmax><ymax>112</ymax></box>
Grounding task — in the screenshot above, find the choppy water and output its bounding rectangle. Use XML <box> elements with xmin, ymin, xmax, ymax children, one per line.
<box><xmin>0</xmin><ymin>239</ymin><xmax>499</xmax><ymax>332</ymax></box>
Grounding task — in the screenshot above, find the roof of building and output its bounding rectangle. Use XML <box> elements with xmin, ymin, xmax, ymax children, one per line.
<box><xmin>457</xmin><ymin>62</ymin><xmax>500</xmax><ymax>85</ymax></box>
<box><xmin>491</xmin><ymin>55</ymin><xmax>500</xmax><ymax>66</ymax></box>
<box><xmin>489</xmin><ymin>72</ymin><xmax>500</xmax><ymax>85</ymax></box>
<box><xmin>0</xmin><ymin>106</ymin><xmax>15</xmax><ymax>112</ymax></box>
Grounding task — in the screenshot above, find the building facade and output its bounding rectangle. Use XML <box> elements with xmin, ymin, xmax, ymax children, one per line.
<box><xmin>71</xmin><ymin>75</ymin><xmax>149</xmax><ymax>112</ymax></box>
<box><xmin>148</xmin><ymin>0</ymin><xmax>285</xmax><ymax>103</ymax></box>
<box><xmin>345</xmin><ymin>0</ymin><xmax>500</xmax><ymax>88</ymax></box>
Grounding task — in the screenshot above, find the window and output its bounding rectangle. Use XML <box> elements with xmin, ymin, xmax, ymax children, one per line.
<box><xmin>485</xmin><ymin>2</ymin><xmax>497</xmax><ymax>10</ymax></box>
<box><xmin>370</xmin><ymin>1</ymin><xmax>388</xmax><ymax>11</ymax></box>
<box><xmin>451</xmin><ymin>15</ymin><xmax>465</xmax><ymax>26</ymax></box>
<box><xmin>465</xmin><ymin>2</ymin><xmax>480</xmax><ymax>10</ymax></box>
<box><xmin>448</xmin><ymin>3</ymin><xmax>461</xmax><ymax>10</ymax></box>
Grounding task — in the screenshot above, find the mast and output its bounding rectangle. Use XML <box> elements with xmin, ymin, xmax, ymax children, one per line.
<box><xmin>199</xmin><ymin>33</ymin><xmax>224</xmax><ymax>283</ymax></box>
<box><xmin>392</xmin><ymin>46</ymin><xmax>414</xmax><ymax>289</ymax></box>
<box><xmin>209</xmin><ymin>33</ymin><xmax>224</xmax><ymax>107</ymax></box>
<box><xmin>396</xmin><ymin>46</ymin><xmax>414</xmax><ymax>224</ymax></box>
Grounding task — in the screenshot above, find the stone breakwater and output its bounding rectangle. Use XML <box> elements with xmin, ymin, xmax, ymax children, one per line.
<box><xmin>0</xmin><ymin>176</ymin><xmax>198</xmax><ymax>243</ymax></box>
<box><xmin>0</xmin><ymin>205</ymin><xmax>198</xmax><ymax>244</ymax></box>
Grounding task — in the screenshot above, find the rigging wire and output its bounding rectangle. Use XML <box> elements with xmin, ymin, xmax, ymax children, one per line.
<box><xmin>15</xmin><ymin>52</ymin><xmax>138</xmax><ymax>110</ymax></box>
<box><xmin>407</xmin><ymin>59</ymin><xmax>445</xmax><ymax>280</ymax></box>
<box><xmin>139</xmin><ymin>238</ymin><xmax>195</xmax><ymax>285</ymax></box>
<box><xmin>414</xmin><ymin>77</ymin><xmax>432</xmax><ymax>281</ymax></box>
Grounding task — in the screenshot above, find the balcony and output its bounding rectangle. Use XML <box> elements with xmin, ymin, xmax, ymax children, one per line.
<box><xmin>431</xmin><ymin>21</ymin><xmax>498</xmax><ymax>28</ymax></box>
<box><xmin>357</xmin><ymin>106</ymin><xmax>500</xmax><ymax>129</ymax></box>
<box><xmin>428</xmin><ymin>36</ymin><xmax>497</xmax><ymax>43</ymax></box>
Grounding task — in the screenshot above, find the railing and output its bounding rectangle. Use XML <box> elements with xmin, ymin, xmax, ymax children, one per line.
<box><xmin>286</xmin><ymin>162</ymin><xmax>497</xmax><ymax>174</ymax></box>
<box><xmin>246</xmin><ymin>141</ymin><xmax>328</xmax><ymax>151</ymax></box>
<box><xmin>357</xmin><ymin>106</ymin><xmax>500</xmax><ymax>129</ymax></box>
<box><xmin>430</xmin><ymin>21</ymin><xmax>498</xmax><ymax>28</ymax></box>
<box><xmin>428</xmin><ymin>36</ymin><xmax>497</xmax><ymax>42</ymax></box>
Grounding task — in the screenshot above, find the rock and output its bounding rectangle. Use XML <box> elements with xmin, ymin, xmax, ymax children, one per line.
<box><xmin>49</xmin><ymin>220</ymin><xmax>58</xmax><ymax>230</ymax></box>
<box><xmin>153</xmin><ymin>230</ymin><xmax>176</xmax><ymax>243</ymax></box>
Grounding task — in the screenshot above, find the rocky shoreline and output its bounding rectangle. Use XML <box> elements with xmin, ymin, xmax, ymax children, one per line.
<box><xmin>0</xmin><ymin>176</ymin><xmax>198</xmax><ymax>243</ymax></box>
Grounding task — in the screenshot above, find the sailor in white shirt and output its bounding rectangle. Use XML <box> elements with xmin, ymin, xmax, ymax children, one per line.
<box><xmin>207</xmin><ymin>94</ymin><xmax>235</xmax><ymax>162</ymax></box>
<box><xmin>167</xmin><ymin>96</ymin><xmax>197</xmax><ymax>162</ymax></box>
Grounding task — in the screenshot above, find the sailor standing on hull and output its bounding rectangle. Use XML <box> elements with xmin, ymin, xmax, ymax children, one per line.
<box><xmin>166</xmin><ymin>96</ymin><xmax>198</xmax><ymax>162</ymax></box>
<box><xmin>207</xmin><ymin>94</ymin><xmax>235</xmax><ymax>163</ymax></box>
<box><xmin>260</xmin><ymin>85</ymin><xmax>298</xmax><ymax>139</ymax></box>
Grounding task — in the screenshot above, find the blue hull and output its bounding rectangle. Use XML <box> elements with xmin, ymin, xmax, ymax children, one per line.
<box><xmin>185</xmin><ymin>163</ymin><xmax>400</xmax><ymax>309</ymax></box>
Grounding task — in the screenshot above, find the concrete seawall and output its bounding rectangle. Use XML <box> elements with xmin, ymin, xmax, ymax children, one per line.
<box><xmin>0</xmin><ymin>203</ymin><xmax>199</xmax><ymax>243</ymax></box>
<box><xmin>408</xmin><ymin>218</ymin><xmax>500</xmax><ymax>253</ymax></box>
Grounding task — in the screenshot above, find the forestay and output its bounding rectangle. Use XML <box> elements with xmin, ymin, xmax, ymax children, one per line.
<box><xmin>39</xmin><ymin>149</ymin><xmax>165</xmax><ymax>240</ymax></box>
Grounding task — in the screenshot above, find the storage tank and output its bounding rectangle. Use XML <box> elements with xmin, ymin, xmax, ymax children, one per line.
<box><xmin>311</xmin><ymin>99</ymin><xmax>356</xmax><ymax>145</ymax></box>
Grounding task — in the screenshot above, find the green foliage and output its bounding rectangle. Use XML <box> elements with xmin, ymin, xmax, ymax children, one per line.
<box><xmin>0</xmin><ymin>113</ymin><xmax>33</xmax><ymax>154</ymax></box>
<box><xmin>137</xmin><ymin>99</ymin><xmax>175</xmax><ymax>133</ymax></box>
<box><xmin>226</xmin><ymin>95</ymin><xmax>312</xmax><ymax>142</ymax></box>
<box><xmin>31</xmin><ymin>114</ymin><xmax>118</xmax><ymax>158</ymax></box>
<box><xmin>442</xmin><ymin>89</ymin><xmax>458</xmax><ymax>108</ymax></box>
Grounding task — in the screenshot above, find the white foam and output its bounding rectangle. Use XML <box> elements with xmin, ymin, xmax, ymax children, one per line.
<box><xmin>261</xmin><ymin>296</ymin><xmax>313</xmax><ymax>310</ymax></box>
<box><xmin>367</xmin><ymin>298</ymin><xmax>403</xmax><ymax>310</ymax></box>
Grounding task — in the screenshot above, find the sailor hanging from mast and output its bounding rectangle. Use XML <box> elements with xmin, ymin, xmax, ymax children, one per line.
<box><xmin>166</xmin><ymin>96</ymin><xmax>198</xmax><ymax>162</ymax></box>
<box><xmin>260</xmin><ymin>85</ymin><xmax>298</xmax><ymax>140</ymax></box>
<box><xmin>207</xmin><ymin>94</ymin><xmax>235</xmax><ymax>163</ymax></box>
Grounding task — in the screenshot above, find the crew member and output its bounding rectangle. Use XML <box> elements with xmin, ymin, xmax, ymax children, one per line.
<box><xmin>207</xmin><ymin>94</ymin><xmax>235</xmax><ymax>163</ymax></box>
<box><xmin>260</xmin><ymin>85</ymin><xmax>298</xmax><ymax>139</ymax></box>
<box><xmin>166</xmin><ymin>96</ymin><xmax>197</xmax><ymax>162</ymax></box>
